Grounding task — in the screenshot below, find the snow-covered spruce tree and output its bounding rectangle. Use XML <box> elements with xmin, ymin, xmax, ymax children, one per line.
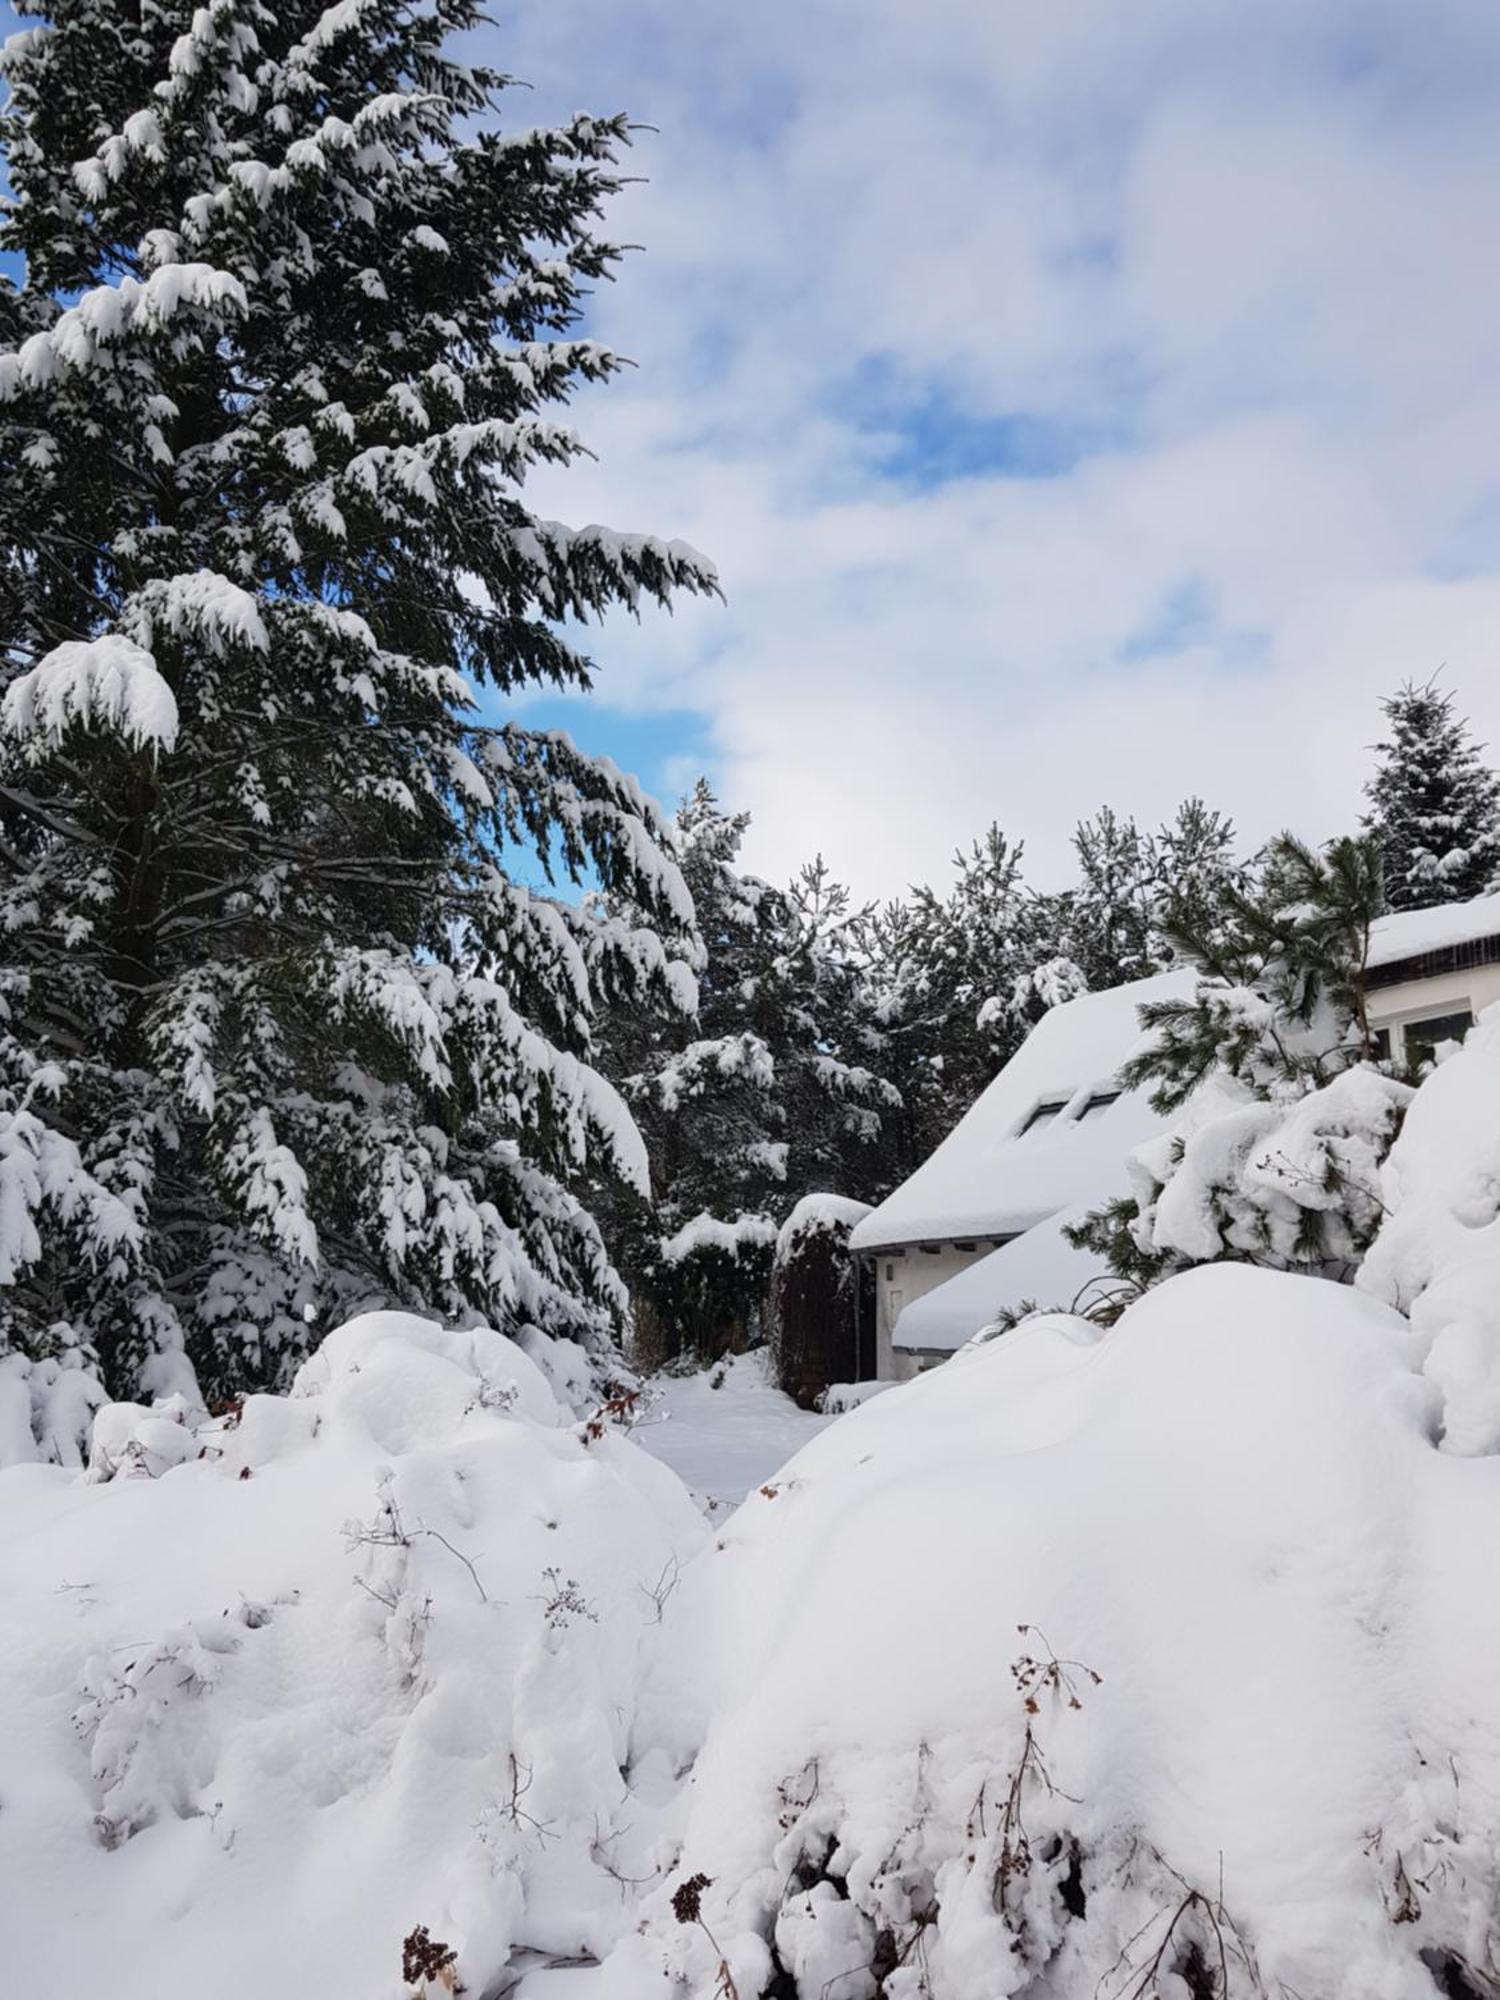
<box><xmin>0</xmin><ymin>0</ymin><xmax>717</xmax><ymax>1422</ymax></box>
<box><xmin>1363</xmin><ymin>679</ymin><xmax>1500</xmax><ymax>911</ymax></box>
<box><xmin>593</xmin><ymin>784</ymin><xmax>899</xmax><ymax>1362</ymax></box>
<box><xmin>1068</xmin><ymin>833</ymin><xmax>1410</xmax><ymax>1296</ymax></box>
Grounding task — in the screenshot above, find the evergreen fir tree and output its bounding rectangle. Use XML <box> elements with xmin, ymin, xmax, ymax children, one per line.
<box><xmin>0</xmin><ymin>0</ymin><xmax>717</xmax><ymax>1421</ymax></box>
<box><xmin>1363</xmin><ymin>679</ymin><xmax>1500</xmax><ymax>911</ymax></box>
<box><xmin>593</xmin><ymin>784</ymin><xmax>899</xmax><ymax>1360</ymax></box>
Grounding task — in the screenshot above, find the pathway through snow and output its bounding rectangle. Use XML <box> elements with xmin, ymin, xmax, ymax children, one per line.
<box><xmin>630</xmin><ymin>1348</ymin><xmax>833</xmax><ymax>1514</ymax></box>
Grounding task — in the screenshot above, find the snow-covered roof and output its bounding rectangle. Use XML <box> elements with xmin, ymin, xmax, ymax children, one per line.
<box><xmin>891</xmin><ymin>1202</ymin><xmax>1114</xmax><ymax>1354</ymax></box>
<box><xmin>850</xmin><ymin>969</ymin><xmax>1196</xmax><ymax>1254</ymax></box>
<box><xmin>1367</xmin><ymin>891</ymin><xmax>1500</xmax><ymax>970</ymax></box>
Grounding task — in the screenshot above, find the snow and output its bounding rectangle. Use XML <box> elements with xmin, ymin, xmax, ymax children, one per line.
<box><xmin>659</xmin><ymin>1210</ymin><xmax>777</xmax><ymax>1266</ymax></box>
<box><xmin>601</xmin><ymin>1263</ymin><xmax>1500</xmax><ymax>2000</ymax></box>
<box><xmin>776</xmin><ymin>1190</ymin><xmax>872</xmax><ymax>1251</ymax></box>
<box><xmin>1368</xmin><ymin>889</ymin><xmax>1500</xmax><ymax>966</ymax></box>
<box><xmin>850</xmin><ymin>969</ymin><xmax>1196</xmax><ymax>1254</ymax></box>
<box><xmin>0</xmin><ymin>1311</ymin><xmax>707</xmax><ymax>1997</ymax></box>
<box><xmin>0</xmin><ymin>265</ymin><xmax>247</xmax><ymax>398</ymax></box>
<box><xmin>633</xmin><ymin>1349</ymin><xmax>831</xmax><ymax>1511</ymax></box>
<box><xmin>1132</xmin><ymin>1061</ymin><xmax>1411</xmax><ymax>1271</ymax></box>
<box><xmin>2</xmin><ymin>632</ymin><xmax>178</xmax><ymax>754</ymax></box>
<box><xmin>1360</xmin><ymin>1000</ymin><xmax>1500</xmax><ymax>1452</ymax></box>
<box><xmin>10</xmin><ymin>1149</ymin><xmax>1500</xmax><ymax>1991</ymax></box>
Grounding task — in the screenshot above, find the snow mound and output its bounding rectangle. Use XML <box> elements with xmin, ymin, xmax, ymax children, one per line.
<box><xmin>607</xmin><ymin>1264</ymin><xmax>1500</xmax><ymax>2000</ymax></box>
<box><xmin>0</xmin><ymin>1310</ymin><xmax>706</xmax><ymax>1998</ymax></box>
<box><xmin>1361</xmin><ymin>1002</ymin><xmax>1500</xmax><ymax>1453</ymax></box>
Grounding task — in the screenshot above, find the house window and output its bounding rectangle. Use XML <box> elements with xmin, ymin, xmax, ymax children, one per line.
<box><xmin>1020</xmin><ymin>1099</ymin><xmax>1067</xmax><ymax>1135</ymax></box>
<box><xmin>1077</xmin><ymin>1089</ymin><xmax>1121</xmax><ymax>1121</ymax></box>
<box><xmin>1371</xmin><ymin>1026</ymin><xmax>1392</xmax><ymax>1061</ymax></box>
<box><xmin>1403</xmin><ymin>1009</ymin><xmax>1473</xmax><ymax>1071</ymax></box>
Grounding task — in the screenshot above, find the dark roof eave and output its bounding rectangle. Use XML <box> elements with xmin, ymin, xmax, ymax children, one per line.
<box><xmin>853</xmin><ymin>1230</ymin><xmax>1025</xmax><ymax>1259</ymax></box>
<box><xmin>1366</xmin><ymin>933</ymin><xmax>1500</xmax><ymax>993</ymax></box>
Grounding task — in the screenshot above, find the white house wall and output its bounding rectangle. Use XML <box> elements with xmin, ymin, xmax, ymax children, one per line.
<box><xmin>1368</xmin><ymin>964</ymin><xmax>1500</xmax><ymax>1053</ymax></box>
<box><xmin>874</xmin><ymin>1242</ymin><xmax>995</xmax><ymax>1380</ymax></box>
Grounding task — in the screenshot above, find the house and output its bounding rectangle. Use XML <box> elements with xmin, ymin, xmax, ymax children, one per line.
<box><xmin>850</xmin><ymin>890</ymin><xmax>1500</xmax><ymax>1381</ymax></box>
<box><xmin>1364</xmin><ymin>890</ymin><xmax>1500</xmax><ymax>1067</ymax></box>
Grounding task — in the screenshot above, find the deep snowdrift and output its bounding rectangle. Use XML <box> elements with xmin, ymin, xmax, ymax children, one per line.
<box><xmin>11</xmin><ymin>1022</ymin><xmax>1500</xmax><ymax>1998</ymax></box>
<box><xmin>609</xmin><ymin>1265</ymin><xmax>1500</xmax><ymax>2000</ymax></box>
<box><xmin>0</xmin><ymin>1312</ymin><xmax>706</xmax><ymax>1998</ymax></box>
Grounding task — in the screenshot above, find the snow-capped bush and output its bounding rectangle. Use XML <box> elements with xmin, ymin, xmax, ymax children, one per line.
<box><xmin>1127</xmin><ymin>1063</ymin><xmax>1412</xmax><ymax>1277</ymax></box>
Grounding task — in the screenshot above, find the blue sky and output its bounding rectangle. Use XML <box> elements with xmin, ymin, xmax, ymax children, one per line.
<box><xmin>10</xmin><ymin>0</ymin><xmax>1500</xmax><ymax>896</ymax></box>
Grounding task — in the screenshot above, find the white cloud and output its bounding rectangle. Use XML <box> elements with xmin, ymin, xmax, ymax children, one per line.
<box><xmin>496</xmin><ymin>0</ymin><xmax>1500</xmax><ymax>898</ymax></box>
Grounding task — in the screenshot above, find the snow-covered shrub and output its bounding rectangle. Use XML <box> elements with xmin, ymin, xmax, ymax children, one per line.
<box><xmin>1126</xmin><ymin>1064</ymin><xmax>1412</xmax><ymax>1279</ymax></box>
<box><xmin>769</xmin><ymin>1193</ymin><xmax>872</xmax><ymax>1407</ymax></box>
<box><xmin>0</xmin><ymin>1344</ymin><xmax>108</xmax><ymax>1468</ymax></box>
<box><xmin>816</xmin><ymin>1378</ymin><xmax>895</xmax><ymax>1416</ymax></box>
<box><xmin>0</xmin><ymin>1310</ymin><xmax>706</xmax><ymax>1995</ymax></box>
<box><xmin>603</xmin><ymin>1265</ymin><xmax>1500</xmax><ymax>1999</ymax></box>
<box><xmin>641</xmin><ymin>1213</ymin><xmax>780</xmax><ymax>1366</ymax></box>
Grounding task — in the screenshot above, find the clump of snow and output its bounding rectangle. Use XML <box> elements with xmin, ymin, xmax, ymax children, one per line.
<box><xmin>2</xmin><ymin>632</ymin><xmax>178</xmax><ymax>754</ymax></box>
<box><xmin>775</xmin><ymin>1191</ymin><xmax>871</xmax><ymax>1256</ymax></box>
<box><xmin>1131</xmin><ymin>1062</ymin><xmax>1412</xmax><ymax>1271</ymax></box>
<box><xmin>604</xmin><ymin>1263</ymin><xmax>1500</xmax><ymax>1999</ymax></box>
<box><xmin>816</xmin><ymin>1377</ymin><xmax>894</xmax><ymax>1415</ymax></box>
<box><xmin>0</xmin><ymin>1348</ymin><xmax>106</xmax><ymax>1468</ymax></box>
<box><xmin>0</xmin><ymin>1310</ymin><xmax>705</xmax><ymax>1997</ymax></box>
<box><xmin>659</xmin><ymin>1210</ymin><xmax>777</xmax><ymax>1267</ymax></box>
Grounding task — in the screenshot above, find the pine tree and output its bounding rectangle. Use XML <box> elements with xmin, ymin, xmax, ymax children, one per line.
<box><xmin>868</xmin><ymin>828</ymin><xmax>1076</xmax><ymax>1157</ymax></box>
<box><xmin>0</xmin><ymin>0</ymin><xmax>718</xmax><ymax>1425</ymax></box>
<box><xmin>1066</xmin><ymin>806</ymin><xmax>1154</xmax><ymax>989</ymax></box>
<box><xmin>1148</xmin><ymin>797</ymin><xmax>1243</xmax><ymax>953</ymax></box>
<box><xmin>1120</xmin><ymin>832</ymin><xmax>1385</xmax><ymax>1112</ymax></box>
<box><xmin>1063</xmin><ymin>798</ymin><xmax>1242</xmax><ymax>992</ymax></box>
<box><xmin>593</xmin><ymin>784</ymin><xmax>899</xmax><ymax>1361</ymax></box>
<box><xmin>1067</xmin><ymin>831</ymin><xmax>1407</xmax><ymax>1293</ymax></box>
<box><xmin>1363</xmin><ymin>680</ymin><xmax>1500</xmax><ymax>911</ymax></box>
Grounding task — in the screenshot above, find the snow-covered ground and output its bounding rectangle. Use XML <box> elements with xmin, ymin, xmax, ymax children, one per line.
<box><xmin>632</xmin><ymin>1348</ymin><xmax>834</xmax><ymax>1512</ymax></box>
<box><xmin>10</xmin><ymin>1017</ymin><xmax>1500</xmax><ymax>1995</ymax></box>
